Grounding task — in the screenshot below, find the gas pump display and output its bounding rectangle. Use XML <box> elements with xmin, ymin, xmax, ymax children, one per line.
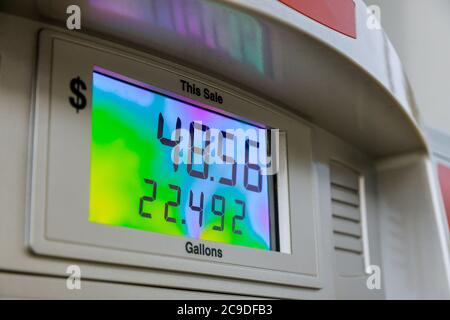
<box><xmin>89</xmin><ymin>70</ymin><xmax>276</xmax><ymax>250</ymax></box>
<box><xmin>25</xmin><ymin>30</ymin><xmax>321</xmax><ymax>291</ymax></box>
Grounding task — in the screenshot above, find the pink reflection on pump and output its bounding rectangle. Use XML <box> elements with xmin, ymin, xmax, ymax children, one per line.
<box><xmin>89</xmin><ymin>0</ymin><xmax>272</xmax><ymax>76</ymax></box>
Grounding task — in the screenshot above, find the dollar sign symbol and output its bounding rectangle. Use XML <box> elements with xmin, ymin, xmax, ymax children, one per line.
<box><xmin>69</xmin><ymin>76</ymin><xmax>87</xmax><ymax>113</ymax></box>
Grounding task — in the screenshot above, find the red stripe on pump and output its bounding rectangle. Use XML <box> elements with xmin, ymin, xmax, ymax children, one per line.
<box><xmin>438</xmin><ymin>164</ymin><xmax>450</xmax><ymax>230</ymax></box>
<box><xmin>279</xmin><ymin>0</ymin><xmax>357</xmax><ymax>38</ymax></box>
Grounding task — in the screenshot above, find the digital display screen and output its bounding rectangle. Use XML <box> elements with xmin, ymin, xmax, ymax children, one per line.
<box><xmin>89</xmin><ymin>70</ymin><xmax>277</xmax><ymax>251</ymax></box>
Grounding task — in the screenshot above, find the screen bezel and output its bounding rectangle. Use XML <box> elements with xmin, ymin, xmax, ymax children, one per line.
<box><xmin>29</xmin><ymin>30</ymin><xmax>322</xmax><ymax>288</ymax></box>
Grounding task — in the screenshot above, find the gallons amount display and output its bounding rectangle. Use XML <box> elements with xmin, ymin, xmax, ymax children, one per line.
<box><xmin>89</xmin><ymin>70</ymin><xmax>276</xmax><ymax>250</ymax></box>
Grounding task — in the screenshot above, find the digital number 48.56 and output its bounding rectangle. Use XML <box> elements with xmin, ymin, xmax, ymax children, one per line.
<box><xmin>157</xmin><ymin>113</ymin><xmax>263</xmax><ymax>193</ymax></box>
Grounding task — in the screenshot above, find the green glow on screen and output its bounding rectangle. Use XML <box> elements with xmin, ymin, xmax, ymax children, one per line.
<box><xmin>89</xmin><ymin>71</ymin><xmax>273</xmax><ymax>250</ymax></box>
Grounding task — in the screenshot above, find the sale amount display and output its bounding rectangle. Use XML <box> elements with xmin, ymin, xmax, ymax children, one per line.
<box><xmin>89</xmin><ymin>71</ymin><xmax>276</xmax><ymax>250</ymax></box>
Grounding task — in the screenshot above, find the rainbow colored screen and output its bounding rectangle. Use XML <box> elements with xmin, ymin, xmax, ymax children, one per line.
<box><xmin>89</xmin><ymin>71</ymin><xmax>275</xmax><ymax>250</ymax></box>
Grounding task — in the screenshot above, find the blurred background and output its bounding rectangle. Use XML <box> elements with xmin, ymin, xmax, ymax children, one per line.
<box><xmin>371</xmin><ymin>0</ymin><xmax>450</xmax><ymax>136</ymax></box>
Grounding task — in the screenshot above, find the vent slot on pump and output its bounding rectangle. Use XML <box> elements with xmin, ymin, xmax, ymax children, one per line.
<box><xmin>330</xmin><ymin>162</ymin><xmax>366</xmax><ymax>277</ymax></box>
